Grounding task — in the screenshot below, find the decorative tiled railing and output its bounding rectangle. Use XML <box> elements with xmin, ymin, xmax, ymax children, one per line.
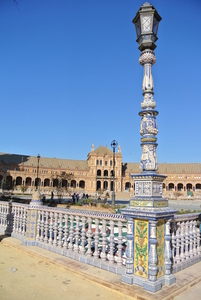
<box><xmin>171</xmin><ymin>213</ymin><xmax>201</xmax><ymax>273</ymax></box>
<box><xmin>34</xmin><ymin>207</ymin><xmax>127</xmax><ymax>273</ymax></box>
<box><xmin>1</xmin><ymin>200</ymin><xmax>201</xmax><ymax>277</ymax></box>
<box><xmin>11</xmin><ymin>202</ymin><xmax>29</xmax><ymax>240</ymax></box>
<box><xmin>0</xmin><ymin>201</ymin><xmax>28</xmax><ymax>237</ymax></box>
<box><xmin>0</xmin><ymin>201</ymin><xmax>127</xmax><ymax>274</ymax></box>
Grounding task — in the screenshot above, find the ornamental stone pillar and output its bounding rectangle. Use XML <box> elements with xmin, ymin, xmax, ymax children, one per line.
<box><xmin>121</xmin><ymin>2</ymin><xmax>177</xmax><ymax>293</ymax></box>
<box><xmin>25</xmin><ymin>189</ymin><xmax>42</xmax><ymax>246</ymax></box>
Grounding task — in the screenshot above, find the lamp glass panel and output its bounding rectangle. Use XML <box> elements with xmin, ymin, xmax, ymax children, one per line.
<box><xmin>135</xmin><ymin>17</ymin><xmax>141</xmax><ymax>37</ymax></box>
<box><xmin>153</xmin><ymin>16</ymin><xmax>159</xmax><ymax>35</ymax></box>
<box><xmin>141</xmin><ymin>15</ymin><xmax>152</xmax><ymax>33</ymax></box>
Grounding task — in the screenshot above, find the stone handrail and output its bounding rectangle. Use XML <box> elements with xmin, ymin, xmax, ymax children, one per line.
<box><xmin>36</xmin><ymin>206</ymin><xmax>127</xmax><ymax>268</ymax></box>
<box><xmin>170</xmin><ymin>213</ymin><xmax>201</xmax><ymax>271</ymax></box>
<box><xmin>1</xmin><ymin>200</ymin><xmax>201</xmax><ymax>275</ymax></box>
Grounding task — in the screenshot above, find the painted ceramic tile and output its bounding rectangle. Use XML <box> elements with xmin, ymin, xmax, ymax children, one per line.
<box><xmin>134</xmin><ymin>219</ymin><xmax>148</xmax><ymax>278</ymax></box>
<box><xmin>156</xmin><ymin>220</ymin><xmax>164</xmax><ymax>277</ymax></box>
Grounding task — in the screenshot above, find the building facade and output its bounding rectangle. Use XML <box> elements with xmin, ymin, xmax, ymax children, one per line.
<box><xmin>0</xmin><ymin>144</ymin><xmax>201</xmax><ymax>197</ymax></box>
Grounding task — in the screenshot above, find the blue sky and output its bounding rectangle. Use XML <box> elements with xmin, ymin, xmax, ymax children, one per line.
<box><xmin>1</xmin><ymin>0</ymin><xmax>201</xmax><ymax>163</ymax></box>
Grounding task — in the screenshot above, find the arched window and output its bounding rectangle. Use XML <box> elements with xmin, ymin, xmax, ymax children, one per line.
<box><xmin>16</xmin><ymin>176</ymin><xmax>22</xmax><ymax>186</ymax></box>
<box><xmin>103</xmin><ymin>181</ymin><xmax>108</xmax><ymax>190</ymax></box>
<box><xmin>110</xmin><ymin>170</ymin><xmax>115</xmax><ymax>177</ymax></box>
<box><xmin>44</xmin><ymin>178</ymin><xmax>50</xmax><ymax>187</ymax></box>
<box><xmin>168</xmin><ymin>183</ymin><xmax>174</xmax><ymax>191</ymax></box>
<box><xmin>104</xmin><ymin>170</ymin><xmax>108</xmax><ymax>177</ymax></box>
<box><xmin>35</xmin><ymin>178</ymin><xmax>41</xmax><ymax>187</ymax></box>
<box><xmin>177</xmin><ymin>183</ymin><xmax>183</xmax><ymax>191</ymax></box>
<box><xmin>186</xmin><ymin>183</ymin><xmax>192</xmax><ymax>191</ymax></box>
<box><xmin>111</xmin><ymin>181</ymin><xmax>114</xmax><ymax>191</ymax></box>
<box><xmin>6</xmin><ymin>175</ymin><xmax>13</xmax><ymax>187</ymax></box>
<box><xmin>97</xmin><ymin>169</ymin><xmax>101</xmax><ymax>176</ymax></box>
<box><xmin>25</xmin><ymin>177</ymin><xmax>32</xmax><ymax>186</ymax></box>
<box><xmin>53</xmin><ymin>179</ymin><xmax>59</xmax><ymax>187</ymax></box>
<box><xmin>71</xmin><ymin>180</ymin><xmax>76</xmax><ymax>188</ymax></box>
<box><xmin>196</xmin><ymin>183</ymin><xmax>201</xmax><ymax>190</ymax></box>
<box><xmin>97</xmin><ymin>181</ymin><xmax>101</xmax><ymax>190</ymax></box>
<box><xmin>62</xmin><ymin>179</ymin><xmax>67</xmax><ymax>188</ymax></box>
<box><xmin>79</xmin><ymin>180</ymin><xmax>85</xmax><ymax>189</ymax></box>
<box><xmin>125</xmin><ymin>182</ymin><xmax>131</xmax><ymax>189</ymax></box>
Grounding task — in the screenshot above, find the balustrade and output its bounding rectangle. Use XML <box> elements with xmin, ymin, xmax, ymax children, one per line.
<box><xmin>11</xmin><ymin>203</ymin><xmax>28</xmax><ymax>238</ymax></box>
<box><xmin>1</xmin><ymin>201</ymin><xmax>201</xmax><ymax>275</ymax></box>
<box><xmin>171</xmin><ymin>213</ymin><xmax>201</xmax><ymax>269</ymax></box>
<box><xmin>33</xmin><ymin>207</ymin><xmax>127</xmax><ymax>268</ymax></box>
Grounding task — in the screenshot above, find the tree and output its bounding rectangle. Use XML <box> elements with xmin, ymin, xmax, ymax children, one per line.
<box><xmin>51</xmin><ymin>172</ymin><xmax>74</xmax><ymax>204</ymax></box>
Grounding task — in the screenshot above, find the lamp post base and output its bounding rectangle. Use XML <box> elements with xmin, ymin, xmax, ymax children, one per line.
<box><xmin>111</xmin><ymin>191</ymin><xmax>115</xmax><ymax>206</ymax></box>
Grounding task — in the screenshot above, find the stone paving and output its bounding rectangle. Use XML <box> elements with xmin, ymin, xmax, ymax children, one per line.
<box><xmin>1</xmin><ymin>236</ymin><xmax>201</xmax><ymax>300</ymax></box>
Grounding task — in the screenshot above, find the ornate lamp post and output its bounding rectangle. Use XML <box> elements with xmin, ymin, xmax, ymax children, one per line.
<box><xmin>36</xmin><ymin>154</ymin><xmax>40</xmax><ymax>190</ymax></box>
<box><xmin>121</xmin><ymin>2</ymin><xmax>176</xmax><ymax>292</ymax></box>
<box><xmin>111</xmin><ymin>140</ymin><xmax>118</xmax><ymax>206</ymax></box>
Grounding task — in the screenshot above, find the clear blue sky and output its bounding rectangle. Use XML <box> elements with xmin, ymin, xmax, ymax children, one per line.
<box><xmin>1</xmin><ymin>0</ymin><xmax>201</xmax><ymax>163</ymax></box>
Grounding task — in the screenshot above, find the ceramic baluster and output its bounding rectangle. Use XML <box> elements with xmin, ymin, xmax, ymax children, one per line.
<box><xmin>53</xmin><ymin>212</ymin><xmax>58</xmax><ymax>247</ymax></box>
<box><xmin>74</xmin><ymin>215</ymin><xmax>80</xmax><ymax>253</ymax></box>
<box><xmin>63</xmin><ymin>214</ymin><xmax>68</xmax><ymax>249</ymax></box>
<box><xmin>185</xmin><ymin>221</ymin><xmax>189</xmax><ymax>260</ymax></box>
<box><xmin>80</xmin><ymin>216</ymin><xmax>86</xmax><ymax>255</ymax></box>
<box><xmin>36</xmin><ymin>210</ymin><xmax>41</xmax><ymax>242</ymax></box>
<box><xmin>48</xmin><ymin>211</ymin><xmax>53</xmax><ymax>244</ymax></box>
<box><xmin>180</xmin><ymin>221</ymin><xmax>185</xmax><ymax>261</ymax></box>
<box><xmin>148</xmin><ymin>221</ymin><xmax>158</xmax><ymax>282</ymax></box>
<box><xmin>44</xmin><ymin>211</ymin><xmax>49</xmax><ymax>243</ymax></box>
<box><xmin>68</xmin><ymin>215</ymin><xmax>74</xmax><ymax>251</ymax></box>
<box><xmin>87</xmin><ymin>217</ymin><xmax>92</xmax><ymax>256</ymax></box>
<box><xmin>40</xmin><ymin>210</ymin><xmax>45</xmax><ymax>242</ymax></box>
<box><xmin>109</xmin><ymin>220</ymin><xmax>114</xmax><ymax>264</ymax></box>
<box><xmin>94</xmin><ymin>218</ymin><xmax>99</xmax><ymax>258</ymax></box>
<box><xmin>193</xmin><ymin>220</ymin><xmax>197</xmax><ymax>256</ymax></box>
<box><xmin>197</xmin><ymin>226</ymin><xmax>200</xmax><ymax>255</ymax></box>
<box><xmin>189</xmin><ymin>220</ymin><xmax>193</xmax><ymax>258</ymax></box>
<box><xmin>117</xmin><ymin>220</ymin><xmax>123</xmax><ymax>266</ymax></box>
<box><xmin>101</xmin><ymin>219</ymin><xmax>107</xmax><ymax>261</ymax></box>
<box><xmin>58</xmin><ymin>213</ymin><xmax>63</xmax><ymax>248</ymax></box>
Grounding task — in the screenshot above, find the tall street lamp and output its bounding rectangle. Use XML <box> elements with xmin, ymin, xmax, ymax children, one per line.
<box><xmin>111</xmin><ymin>140</ymin><xmax>118</xmax><ymax>206</ymax></box>
<box><xmin>36</xmin><ymin>154</ymin><xmax>40</xmax><ymax>190</ymax></box>
<box><xmin>121</xmin><ymin>3</ymin><xmax>177</xmax><ymax>291</ymax></box>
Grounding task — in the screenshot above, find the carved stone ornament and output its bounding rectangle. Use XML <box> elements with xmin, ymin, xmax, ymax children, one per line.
<box><xmin>140</xmin><ymin>114</ymin><xmax>158</xmax><ymax>136</ymax></box>
<box><xmin>140</xmin><ymin>144</ymin><xmax>158</xmax><ymax>171</ymax></box>
<box><xmin>139</xmin><ymin>50</ymin><xmax>156</xmax><ymax>65</ymax></box>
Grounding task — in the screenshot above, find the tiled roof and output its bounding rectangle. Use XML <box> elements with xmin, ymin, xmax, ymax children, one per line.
<box><xmin>93</xmin><ymin>146</ymin><xmax>113</xmax><ymax>155</ymax></box>
<box><xmin>124</xmin><ymin>162</ymin><xmax>201</xmax><ymax>174</ymax></box>
<box><xmin>1</xmin><ymin>152</ymin><xmax>201</xmax><ymax>174</ymax></box>
<box><xmin>0</xmin><ymin>153</ymin><xmax>89</xmax><ymax>170</ymax></box>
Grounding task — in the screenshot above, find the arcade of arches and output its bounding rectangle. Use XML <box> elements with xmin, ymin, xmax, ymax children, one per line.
<box><xmin>1</xmin><ymin>144</ymin><xmax>201</xmax><ymax>197</ymax></box>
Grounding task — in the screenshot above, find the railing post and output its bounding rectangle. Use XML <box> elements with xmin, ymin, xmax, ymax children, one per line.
<box><xmin>185</xmin><ymin>221</ymin><xmax>189</xmax><ymax>260</ymax></box>
<box><xmin>180</xmin><ymin>221</ymin><xmax>185</xmax><ymax>262</ymax></box>
<box><xmin>148</xmin><ymin>220</ymin><xmax>158</xmax><ymax>282</ymax></box>
<box><xmin>94</xmin><ymin>218</ymin><xmax>99</xmax><ymax>259</ymax></box>
<box><xmin>49</xmin><ymin>211</ymin><xmax>53</xmax><ymax>245</ymax></box>
<box><xmin>171</xmin><ymin>221</ymin><xmax>176</xmax><ymax>265</ymax></box>
<box><xmin>197</xmin><ymin>226</ymin><xmax>200</xmax><ymax>255</ymax></box>
<box><xmin>117</xmin><ymin>220</ymin><xmax>123</xmax><ymax>267</ymax></box>
<box><xmin>193</xmin><ymin>220</ymin><xmax>197</xmax><ymax>256</ymax></box>
<box><xmin>44</xmin><ymin>211</ymin><xmax>49</xmax><ymax>243</ymax></box>
<box><xmin>40</xmin><ymin>210</ymin><xmax>44</xmax><ymax>242</ymax></box>
<box><xmin>53</xmin><ymin>212</ymin><xmax>58</xmax><ymax>247</ymax></box>
<box><xmin>26</xmin><ymin>190</ymin><xmax>42</xmax><ymax>246</ymax></box>
<box><xmin>109</xmin><ymin>219</ymin><xmax>114</xmax><ymax>264</ymax></box>
<box><xmin>165</xmin><ymin>219</ymin><xmax>176</xmax><ymax>285</ymax></box>
<box><xmin>122</xmin><ymin>218</ymin><xmax>134</xmax><ymax>285</ymax></box>
<box><xmin>58</xmin><ymin>213</ymin><xmax>63</xmax><ymax>248</ymax></box>
<box><xmin>101</xmin><ymin>219</ymin><xmax>107</xmax><ymax>261</ymax></box>
<box><xmin>68</xmin><ymin>215</ymin><xmax>74</xmax><ymax>251</ymax></box>
<box><xmin>175</xmin><ymin>222</ymin><xmax>181</xmax><ymax>264</ymax></box>
<box><xmin>86</xmin><ymin>217</ymin><xmax>92</xmax><ymax>256</ymax></box>
<box><xmin>189</xmin><ymin>220</ymin><xmax>194</xmax><ymax>258</ymax></box>
<box><xmin>80</xmin><ymin>216</ymin><xmax>86</xmax><ymax>255</ymax></box>
<box><xmin>63</xmin><ymin>214</ymin><xmax>68</xmax><ymax>250</ymax></box>
<box><xmin>74</xmin><ymin>215</ymin><xmax>80</xmax><ymax>253</ymax></box>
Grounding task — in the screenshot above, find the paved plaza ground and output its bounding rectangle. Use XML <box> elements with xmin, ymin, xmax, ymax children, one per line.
<box><xmin>1</xmin><ymin>237</ymin><xmax>201</xmax><ymax>300</ymax></box>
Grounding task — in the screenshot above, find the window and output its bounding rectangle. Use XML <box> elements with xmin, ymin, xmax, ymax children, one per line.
<box><xmin>96</xmin><ymin>160</ymin><xmax>99</xmax><ymax>165</ymax></box>
<box><xmin>100</xmin><ymin>160</ymin><xmax>102</xmax><ymax>166</ymax></box>
<box><xmin>110</xmin><ymin>160</ymin><xmax>112</xmax><ymax>167</ymax></box>
<box><xmin>105</xmin><ymin>161</ymin><xmax>107</xmax><ymax>166</ymax></box>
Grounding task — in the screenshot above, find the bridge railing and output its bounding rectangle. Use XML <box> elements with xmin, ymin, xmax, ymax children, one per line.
<box><xmin>1</xmin><ymin>200</ymin><xmax>201</xmax><ymax>276</ymax></box>
<box><xmin>35</xmin><ymin>206</ymin><xmax>127</xmax><ymax>273</ymax></box>
<box><xmin>171</xmin><ymin>213</ymin><xmax>201</xmax><ymax>273</ymax></box>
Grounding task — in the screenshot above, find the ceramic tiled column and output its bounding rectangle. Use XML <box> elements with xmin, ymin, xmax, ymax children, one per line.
<box><xmin>121</xmin><ymin>2</ymin><xmax>177</xmax><ymax>293</ymax></box>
